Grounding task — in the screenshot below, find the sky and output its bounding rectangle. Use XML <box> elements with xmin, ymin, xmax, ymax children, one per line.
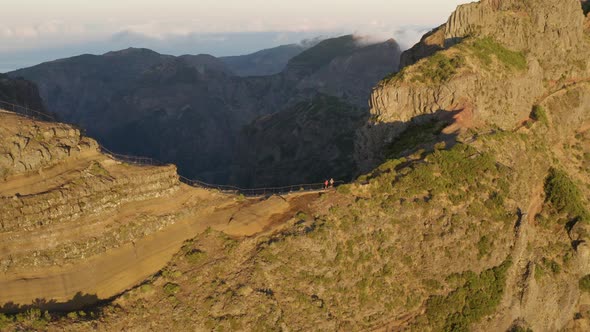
<box><xmin>0</xmin><ymin>0</ymin><xmax>468</xmax><ymax>72</ymax></box>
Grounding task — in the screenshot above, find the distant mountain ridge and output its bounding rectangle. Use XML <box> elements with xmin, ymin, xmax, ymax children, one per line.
<box><xmin>221</xmin><ymin>44</ymin><xmax>308</xmax><ymax>77</ymax></box>
<box><xmin>9</xmin><ymin>35</ymin><xmax>401</xmax><ymax>186</ymax></box>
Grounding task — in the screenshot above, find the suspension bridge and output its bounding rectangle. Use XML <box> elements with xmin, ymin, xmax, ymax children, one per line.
<box><xmin>0</xmin><ymin>100</ymin><xmax>343</xmax><ymax>197</ymax></box>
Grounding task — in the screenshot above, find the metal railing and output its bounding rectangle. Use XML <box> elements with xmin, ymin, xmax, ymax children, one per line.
<box><xmin>178</xmin><ymin>175</ymin><xmax>343</xmax><ymax>196</ymax></box>
<box><xmin>0</xmin><ymin>100</ymin><xmax>55</xmax><ymax>122</ymax></box>
<box><xmin>98</xmin><ymin>146</ymin><xmax>169</xmax><ymax>167</ymax></box>
<box><xmin>0</xmin><ymin>102</ymin><xmax>343</xmax><ymax>197</ymax></box>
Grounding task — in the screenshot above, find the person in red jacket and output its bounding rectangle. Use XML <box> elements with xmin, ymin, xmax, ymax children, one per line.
<box><xmin>324</xmin><ymin>180</ymin><xmax>329</xmax><ymax>189</ymax></box>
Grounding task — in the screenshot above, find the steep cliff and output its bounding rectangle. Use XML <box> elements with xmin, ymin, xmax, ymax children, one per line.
<box><xmin>357</xmin><ymin>0</ymin><xmax>590</xmax><ymax>171</ymax></box>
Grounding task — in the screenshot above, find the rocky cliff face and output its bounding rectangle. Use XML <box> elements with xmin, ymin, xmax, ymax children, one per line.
<box><xmin>357</xmin><ymin>0</ymin><xmax>590</xmax><ymax>172</ymax></box>
<box><xmin>403</xmin><ymin>0</ymin><xmax>586</xmax><ymax>71</ymax></box>
<box><xmin>0</xmin><ymin>110</ymin><xmax>180</xmax><ymax>305</ymax></box>
<box><xmin>0</xmin><ymin>115</ymin><xmax>96</xmax><ymax>178</ymax></box>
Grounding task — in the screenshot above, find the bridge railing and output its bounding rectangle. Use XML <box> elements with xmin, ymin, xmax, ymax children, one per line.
<box><xmin>0</xmin><ymin>100</ymin><xmax>55</xmax><ymax>122</ymax></box>
<box><xmin>0</xmin><ymin>103</ymin><xmax>343</xmax><ymax>197</ymax></box>
<box><xmin>178</xmin><ymin>175</ymin><xmax>343</xmax><ymax>197</ymax></box>
<box><xmin>98</xmin><ymin>146</ymin><xmax>169</xmax><ymax>167</ymax></box>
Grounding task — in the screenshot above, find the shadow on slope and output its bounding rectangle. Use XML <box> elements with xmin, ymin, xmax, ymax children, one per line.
<box><xmin>0</xmin><ymin>292</ymin><xmax>102</xmax><ymax>314</ymax></box>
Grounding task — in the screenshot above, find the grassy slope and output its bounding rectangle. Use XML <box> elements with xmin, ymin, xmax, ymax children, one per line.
<box><xmin>381</xmin><ymin>36</ymin><xmax>526</xmax><ymax>86</ymax></box>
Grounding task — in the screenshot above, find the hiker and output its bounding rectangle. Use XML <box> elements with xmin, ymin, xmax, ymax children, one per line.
<box><xmin>324</xmin><ymin>179</ymin><xmax>329</xmax><ymax>189</ymax></box>
<box><xmin>329</xmin><ymin>178</ymin><xmax>335</xmax><ymax>188</ymax></box>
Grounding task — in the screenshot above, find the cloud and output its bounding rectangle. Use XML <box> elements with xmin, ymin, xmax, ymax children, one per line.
<box><xmin>350</xmin><ymin>25</ymin><xmax>433</xmax><ymax>50</ymax></box>
<box><xmin>393</xmin><ymin>26</ymin><xmax>433</xmax><ymax>49</ymax></box>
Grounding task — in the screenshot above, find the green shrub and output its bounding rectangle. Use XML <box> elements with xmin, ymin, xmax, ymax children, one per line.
<box><xmin>89</xmin><ymin>162</ymin><xmax>110</xmax><ymax>177</ymax></box>
<box><xmin>530</xmin><ymin>105</ymin><xmax>548</xmax><ymax>125</ymax></box>
<box><xmin>0</xmin><ymin>313</ymin><xmax>12</xmax><ymax>329</ymax></box>
<box><xmin>140</xmin><ymin>284</ymin><xmax>154</xmax><ymax>293</ymax></box>
<box><xmin>544</xmin><ymin>168</ymin><xmax>590</xmax><ymax>222</ymax></box>
<box><xmin>467</xmin><ymin>37</ymin><xmax>527</xmax><ymax>70</ymax></box>
<box><xmin>477</xmin><ymin>236</ymin><xmax>492</xmax><ymax>259</ymax></box>
<box><xmin>548</xmin><ymin>260</ymin><xmax>561</xmax><ymax>274</ymax></box>
<box><xmin>534</xmin><ymin>263</ymin><xmax>546</xmax><ymax>280</ymax></box>
<box><xmin>163</xmin><ymin>282</ymin><xmax>181</xmax><ymax>295</ymax></box>
<box><xmin>336</xmin><ymin>184</ymin><xmax>351</xmax><ymax>195</ymax></box>
<box><xmin>381</xmin><ymin>67</ymin><xmax>406</xmax><ymax>85</ymax></box>
<box><xmin>509</xmin><ymin>325</ymin><xmax>533</xmax><ymax>332</ymax></box>
<box><xmin>421</xmin><ymin>259</ymin><xmax>511</xmax><ymax>331</ymax></box>
<box><xmin>423</xmin><ymin>279</ymin><xmax>443</xmax><ymax>291</ymax></box>
<box><xmin>580</xmin><ymin>275</ymin><xmax>590</xmax><ymax>292</ymax></box>
<box><xmin>295</xmin><ymin>211</ymin><xmax>308</xmax><ymax>220</ymax></box>
<box><xmin>15</xmin><ymin>309</ymin><xmax>50</xmax><ymax>329</ymax></box>
<box><xmin>413</xmin><ymin>52</ymin><xmax>465</xmax><ymax>84</ymax></box>
<box><xmin>185</xmin><ymin>249</ymin><xmax>207</xmax><ymax>264</ymax></box>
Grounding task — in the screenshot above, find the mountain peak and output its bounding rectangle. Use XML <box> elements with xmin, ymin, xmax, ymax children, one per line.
<box><xmin>359</xmin><ymin>0</ymin><xmax>590</xmax><ymax>171</ymax></box>
<box><xmin>402</xmin><ymin>0</ymin><xmax>587</xmax><ymax>69</ymax></box>
<box><xmin>445</xmin><ymin>0</ymin><xmax>585</xmax><ymax>52</ymax></box>
<box><xmin>103</xmin><ymin>47</ymin><xmax>162</xmax><ymax>57</ymax></box>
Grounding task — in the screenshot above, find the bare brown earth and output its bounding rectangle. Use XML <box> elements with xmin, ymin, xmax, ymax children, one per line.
<box><xmin>0</xmin><ymin>189</ymin><xmax>315</xmax><ymax>308</ymax></box>
<box><xmin>0</xmin><ymin>111</ymin><xmax>323</xmax><ymax>310</ymax></box>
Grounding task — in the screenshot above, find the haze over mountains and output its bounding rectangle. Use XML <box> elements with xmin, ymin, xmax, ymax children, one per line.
<box><xmin>10</xmin><ymin>35</ymin><xmax>401</xmax><ymax>187</ymax></box>
<box><xmin>1</xmin><ymin>0</ymin><xmax>590</xmax><ymax>331</ymax></box>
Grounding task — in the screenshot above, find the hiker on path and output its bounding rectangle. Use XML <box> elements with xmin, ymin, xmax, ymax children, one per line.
<box><xmin>329</xmin><ymin>178</ymin><xmax>335</xmax><ymax>188</ymax></box>
<box><xmin>324</xmin><ymin>180</ymin><xmax>329</xmax><ymax>189</ymax></box>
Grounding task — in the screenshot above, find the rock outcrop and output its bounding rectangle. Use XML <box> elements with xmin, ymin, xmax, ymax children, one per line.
<box><xmin>0</xmin><ymin>114</ymin><xmax>96</xmax><ymax>178</ymax></box>
<box><xmin>403</xmin><ymin>0</ymin><xmax>586</xmax><ymax>72</ymax></box>
<box><xmin>357</xmin><ymin>0</ymin><xmax>590</xmax><ymax>172</ymax></box>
